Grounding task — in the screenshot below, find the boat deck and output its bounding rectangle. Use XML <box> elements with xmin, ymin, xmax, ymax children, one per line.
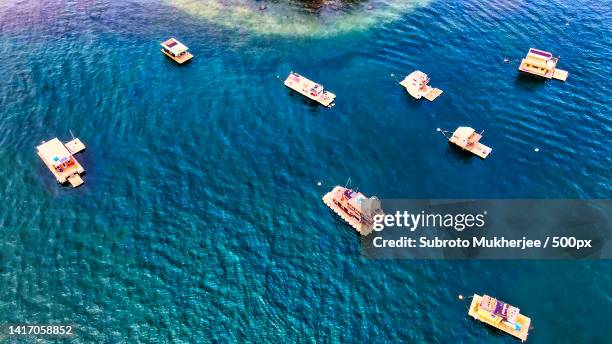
<box><xmin>322</xmin><ymin>191</ymin><xmax>372</xmax><ymax>235</ymax></box>
<box><xmin>162</xmin><ymin>50</ymin><xmax>193</xmax><ymax>64</ymax></box>
<box><xmin>424</xmin><ymin>88</ymin><xmax>443</xmax><ymax>101</ymax></box>
<box><xmin>37</xmin><ymin>151</ymin><xmax>85</xmax><ymax>184</ymax></box>
<box><xmin>466</xmin><ymin>142</ymin><xmax>492</xmax><ymax>159</ymax></box>
<box><xmin>449</xmin><ymin>130</ymin><xmax>492</xmax><ymax>159</ymax></box>
<box><xmin>518</xmin><ymin>62</ymin><xmax>553</xmax><ymax>79</ymax></box>
<box><xmin>65</xmin><ymin>138</ymin><xmax>86</xmax><ymax>154</ymax></box>
<box><xmin>469</xmin><ymin>294</ymin><xmax>530</xmax><ymax>342</ymax></box>
<box><xmin>284</xmin><ymin>73</ymin><xmax>336</xmax><ymax>107</ymax></box>
<box><xmin>68</xmin><ymin>174</ymin><xmax>84</xmax><ymax>187</ymax></box>
<box><xmin>552</xmin><ymin>69</ymin><xmax>568</xmax><ymax>81</ymax></box>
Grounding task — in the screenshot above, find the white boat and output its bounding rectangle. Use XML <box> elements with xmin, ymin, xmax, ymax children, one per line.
<box><xmin>400</xmin><ymin>70</ymin><xmax>443</xmax><ymax>101</ymax></box>
<box><xmin>161</xmin><ymin>38</ymin><xmax>193</xmax><ymax>64</ymax></box>
<box><xmin>284</xmin><ymin>72</ymin><xmax>336</xmax><ymax>107</ymax></box>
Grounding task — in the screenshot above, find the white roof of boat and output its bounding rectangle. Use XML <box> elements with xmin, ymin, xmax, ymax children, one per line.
<box><xmin>452</xmin><ymin>127</ymin><xmax>476</xmax><ymax>141</ymax></box>
<box><xmin>161</xmin><ymin>38</ymin><xmax>188</xmax><ymax>55</ymax></box>
<box><xmin>407</xmin><ymin>70</ymin><xmax>427</xmax><ymax>80</ymax></box>
<box><xmin>401</xmin><ymin>70</ymin><xmax>429</xmax><ymax>88</ymax></box>
<box><xmin>37</xmin><ymin>138</ymin><xmax>72</xmax><ymax>165</ymax></box>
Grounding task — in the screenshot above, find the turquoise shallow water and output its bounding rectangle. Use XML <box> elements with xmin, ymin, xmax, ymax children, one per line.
<box><xmin>0</xmin><ymin>0</ymin><xmax>611</xmax><ymax>342</ymax></box>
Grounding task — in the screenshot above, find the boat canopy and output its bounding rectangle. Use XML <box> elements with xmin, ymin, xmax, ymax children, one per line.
<box><xmin>527</xmin><ymin>48</ymin><xmax>552</xmax><ymax>60</ymax></box>
<box><xmin>161</xmin><ymin>38</ymin><xmax>188</xmax><ymax>56</ymax></box>
<box><xmin>524</xmin><ymin>56</ymin><xmax>549</xmax><ymax>69</ymax></box>
<box><xmin>37</xmin><ymin>138</ymin><xmax>73</xmax><ymax>168</ymax></box>
<box><xmin>480</xmin><ymin>295</ymin><xmax>520</xmax><ymax>323</ymax></box>
<box><xmin>451</xmin><ymin>127</ymin><xmax>476</xmax><ymax>144</ymax></box>
<box><xmin>342</xmin><ymin>188</ymin><xmax>382</xmax><ymax>218</ymax></box>
<box><xmin>406</xmin><ymin>70</ymin><xmax>428</xmax><ymax>84</ymax></box>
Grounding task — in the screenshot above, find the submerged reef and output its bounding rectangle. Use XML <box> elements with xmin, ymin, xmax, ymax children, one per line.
<box><xmin>168</xmin><ymin>0</ymin><xmax>430</xmax><ymax>36</ymax></box>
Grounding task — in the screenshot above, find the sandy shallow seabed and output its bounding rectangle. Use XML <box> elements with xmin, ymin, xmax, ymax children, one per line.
<box><xmin>167</xmin><ymin>0</ymin><xmax>431</xmax><ymax>36</ymax></box>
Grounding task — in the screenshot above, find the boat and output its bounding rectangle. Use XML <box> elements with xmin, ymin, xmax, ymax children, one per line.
<box><xmin>322</xmin><ymin>186</ymin><xmax>383</xmax><ymax>235</ymax></box>
<box><xmin>37</xmin><ymin>137</ymin><xmax>86</xmax><ymax>187</ymax></box>
<box><xmin>284</xmin><ymin>72</ymin><xmax>336</xmax><ymax>107</ymax></box>
<box><xmin>518</xmin><ymin>48</ymin><xmax>568</xmax><ymax>81</ymax></box>
<box><xmin>161</xmin><ymin>38</ymin><xmax>193</xmax><ymax>64</ymax></box>
<box><xmin>448</xmin><ymin>126</ymin><xmax>492</xmax><ymax>159</ymax></box>
<box><xmin>399</xmin><ymin>70</ymin><xmax>443</xmax><ymax>101</ymax></box>
<box><xmin>468</xmin><ymin>294</ymin><xmax>531</xmax><ymax>342</ymax></box>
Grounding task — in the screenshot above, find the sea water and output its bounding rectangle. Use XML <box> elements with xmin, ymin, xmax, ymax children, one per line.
<box><xmin>0</xmin><ymin>0</ymin><xmax>610</xmax><ymax>342</ymax></box>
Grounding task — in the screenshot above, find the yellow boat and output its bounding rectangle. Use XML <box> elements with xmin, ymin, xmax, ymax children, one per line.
<box><xmin>518</xmin><ymin>48</ymin><xmax>568</xmax><ymax>81</ymax></box>
<box><xmin>468</xmin><ymin>294</ymin><xmax>531</xmax><ymax>342</ymax></box>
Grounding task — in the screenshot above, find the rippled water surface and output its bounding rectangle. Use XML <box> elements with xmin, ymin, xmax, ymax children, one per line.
<box><xmin>0</xmin><ymin>0</ymin><xmax>611</xmax><ymax>342</ymax></box>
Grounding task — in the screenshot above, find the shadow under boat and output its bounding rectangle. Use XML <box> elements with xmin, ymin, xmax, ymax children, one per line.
<box><xmin>287</xmin><ymin>90</ymin><xmax>327</xmax><ymax>114</ymax></box>
<box><xmin>467</xmin><ymin>315</ymin><xmax>516</xmax><ymax>340</ymax></box>
<box><xmin>446</xmin><ymin>143</ymin><xmax>483</xmax><ymax>162</ymax></box>
<box><xmin>514</xmin><ymin>72</ymin><xmax>548</xmax><ymax>90</ymax></box>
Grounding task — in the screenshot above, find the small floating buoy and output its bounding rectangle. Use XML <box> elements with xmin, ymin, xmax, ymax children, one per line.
<box><xmin>534</xmin><ymin>148</ymin><xmax>540</xmax><ymax>152</ymax></box>
<box><xmin>317</xmin><ymin>181</ymin><xmax>322</xmax><ymax>186</ymax></box>
<box><xmin>503</xmin><ymin>58</ymin><xmax>509</xmax><ymax>63</ymax></box>
<box><xmin>458</xmin><ymin>294</ymin><xmax>464</xmax><ymax>300</ymax></box>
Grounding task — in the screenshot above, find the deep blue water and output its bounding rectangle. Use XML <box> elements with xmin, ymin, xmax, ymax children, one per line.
<box><xmin>0</xmin><ymin>0</ymin><xmax>611</xmax><ymax>342</ymax></box>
